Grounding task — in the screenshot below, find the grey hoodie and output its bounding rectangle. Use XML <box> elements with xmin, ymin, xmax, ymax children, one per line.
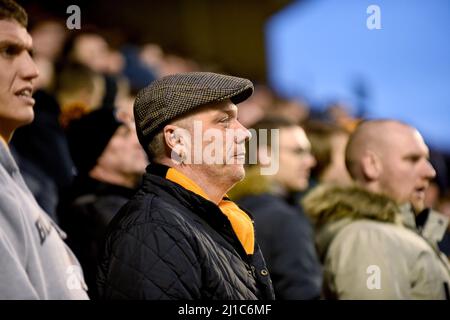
<box><xmin>0</xmin><ymin>140</ymin><xmax>88</xmax><ymax>299</ymax></box>
<box><xmin>303</xmin><ymin>184</ymin><xmax>450</xmax><ymax>300</ymax></box>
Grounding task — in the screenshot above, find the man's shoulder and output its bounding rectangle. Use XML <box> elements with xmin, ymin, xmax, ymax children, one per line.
<box><xmin>238</xmin><ymin>193</ymin><xmax>294</xmax><ymax>216</ymax></box>
<box><xmin>338</xmin><ymin>219</ymin><xmax>403</xmax><ymax>238</ymax></box>
<box><xmin>334</xmin><ymin>219</ymin><xmax>430</xmax><ymax>251</ymax></box>
<box><xmin>0</xmin><ymin>165</ymin><xmax>30</xmax><ymax>221</ymax></box>
<box><xmin>109</xmin><ymin>189</ymin><xmax>194</xmax><ymax>234</ymax></box>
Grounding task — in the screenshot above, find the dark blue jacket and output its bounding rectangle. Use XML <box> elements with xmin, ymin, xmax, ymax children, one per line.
<box><xmin>238</xmin><ymin>193</ymin><xmax>322</xmax><ymax>299</ymax></box>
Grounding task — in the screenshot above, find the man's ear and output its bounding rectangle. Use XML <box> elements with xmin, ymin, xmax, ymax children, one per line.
<box><xmin>361</xmin><ymin>150</ymin><xmax>382</xmax><ymax>180</ymax></box>
<box><xmin>163</xmin><ymin>125</ymin><xmax>192</xmax><ymax>164</ymax></box>
<box><xmin>163</xmin><ymin>125</ymin><xmax>182</xmax><ymax>150</ymax></box>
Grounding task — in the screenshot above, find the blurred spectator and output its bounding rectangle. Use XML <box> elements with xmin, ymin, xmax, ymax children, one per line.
<box><xmin>55</xmin><ymin>63</ymin><xmax>105</xmax><ymax>128</ymax></box>
<box><xmin>431</xmin><ymin>151</ymin><xmax>449</xmax><ymax>193</ymax></box>
<box><xmin>62</xmin><ymin>31</ymin><xmax>111</xmax><ymax>74</ymax></box>
<box><xmin>437</xmin><ymin>192</ymin><xmax>450</xmax><ymax>257</ymax></box>
<box><xmin>139</xmin><ymin>43</ymin><xmax>164</xmax><ymax>78</ymax></box>
<box><xmin>121</xmin><ymin>45</ymin><xmax>156</xmax><ymax>94</ymax></box>
<box><xmin>104</xmin><ymin>48</ymin><xmax>125</xmax><ymax>76</ymax></box>
<box><xmin>230</xmin><ymin>117</ymin><xmax>322</xmax><ymax>299</ymax></box>
<box><xmin>438</xmin><ymin>192</ymin><xmax>450</xmax><ymax>217</ymax></box>
<box><xmin>304</xmin><ymin>120</ymin><xmax>352</xmax><ymax>186</ymax></box>
<box><xmin>423</xmin><ymin>150</ymin><xmax>450</xmax><ymax>257</ymax></box>
<box><xmin>303</xmin><ymin>120</ymin><xmax>450</xmax><ymax>299</ymax></box>
<box><xmin>29</xmin><ymin>20</ymin><xmax>67</xmax><ymax>91</ymax></box>
<box><xmin>158</xmin><ymin>52</ymin><xmax>200</xmax><ymax>77</ymax></box>
<box><xmin>60</xmin><ymin>107</ymin><xmax>147</xmax><ymax>298</ymax></box>
<box><xmin>266</xmin><ymin>97</ymin><xmax>310</xmax><ymax>125</ymax></box>
<box><xmin>425</xmin><ymin>181</ymin><xmax>441</xmax><ymax>209</ymax></box>
<box><xmin>30</xmin><ymin>19</ymin><xmax>67</xmax><ymax>62</ymax></box>
<box><xmin>325</xmin><ymin>101</ymin><xmax>360</xmax><ymax>132</ymax></box>
<box><xmin>235</xmin><ymin>84</ymin><xmax>273</xmax><ymax>127</ymax></box>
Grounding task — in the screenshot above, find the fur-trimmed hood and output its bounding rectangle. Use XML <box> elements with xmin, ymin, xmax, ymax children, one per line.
<box><xmin>228</xmin><ymin>166</ymin><xmax>272</xmax><ymax>201</ymax></box>
<box><xmin>302</xmin><ymin>184</ymin><xmax>401</xmax><ymax>226</ymax></box>
<box><xmin>302</xmin><ymin>184</ymin><xmax>402</xmax><ymax>260</ymax></box>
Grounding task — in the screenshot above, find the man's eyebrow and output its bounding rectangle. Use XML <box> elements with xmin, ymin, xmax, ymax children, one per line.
<box><xmin>0</xmin><ymin>39</ymin><xmax>32</xmax><ymax>51</ymax></box>
<box><xmin>220</xmin><ymin>106</ymin><xmax>238</xmax><ymax>116</ymax></box>
<box><xmin>296</xmin><ymin>145</ymin><xmax>311</xmax><ymax>152</ymax></box>
<box><xmin>402</xmin><ymin>152</ymin><xmax>427</xmax><ymax>160</ymax></box>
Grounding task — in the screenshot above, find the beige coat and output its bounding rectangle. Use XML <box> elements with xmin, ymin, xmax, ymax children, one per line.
<box><xmin>303</xmin><ymin>184</ymin><xmax>450</xmax><ymax>300</ymax></box>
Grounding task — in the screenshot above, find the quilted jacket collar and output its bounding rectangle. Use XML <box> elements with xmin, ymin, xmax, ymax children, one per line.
<box><xmin>143</xmin><ymin>163</ymin><xmax>229</xmax><ymax>226</ymax></box>
<box><xmin>142</xmin><ymin>163</ymin><xmax>254</xmax><ymax>258</ymax></box>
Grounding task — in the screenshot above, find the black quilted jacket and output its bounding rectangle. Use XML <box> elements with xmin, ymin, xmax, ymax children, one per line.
<box><xmin>97</xmin><ymin>164</ymin><xmax>275</xmax><ymax>300</ymax></box>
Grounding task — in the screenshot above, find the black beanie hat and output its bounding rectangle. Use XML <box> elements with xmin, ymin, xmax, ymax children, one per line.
<box><xmin>66</xmin><ymin>107</ymin><xmax>122</xmax><ymax>175</ymax></box>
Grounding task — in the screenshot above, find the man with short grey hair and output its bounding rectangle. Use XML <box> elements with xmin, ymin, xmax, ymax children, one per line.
<box><xmin>97</xmin><ymin>72</ymin><xmax>275</xmax><ymax>300</ymax></box>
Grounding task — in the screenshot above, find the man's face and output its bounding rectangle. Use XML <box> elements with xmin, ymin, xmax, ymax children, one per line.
<box><xmin>181</xmin><ymin>99</ymin><xmax>251</xmax><ymax>186</ymax></box>
<box><xmin>73</xmin><ymin>34</ymin><xmax>110</xmax><ymax>73</ymax></box>
<box><xmin>321</xmin><ymin>133</ymin><xmax>352</xmax><ymax>185</ymax></box>
<box><xmin>0</xmin><ymin>20</ymin><xmax>39</xmax><ymax>139</ymax></box>
<box><xmin>97</xmin><ymin>122</ymin><xmax>148</xmax><ymax>184</ymax></box>
<box><xmin>377</xmin><ymin>125</ymin><xmax>436</xmax><ymax>213</ymax></box>
<box><xmin>273</xmin><ymin>126</ymin><xmax>316</xmax><ymax>192</ymax></box>
<box><xmin>30</xmin><ymin>21</ymin><xmax>66</xmax><ymax>61</ymax></box>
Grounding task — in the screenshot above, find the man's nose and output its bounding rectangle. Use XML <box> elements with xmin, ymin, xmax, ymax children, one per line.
<box><xmin>20</xmin><ymin>52</ymin><xmax>39</xmax><ymax>81</ymax></box>
<box><xmin>423</xmin><ymin>160</ymin><xmax>436</xmax><ymax>180</ymax></box>
<box><xmin>235</xmin><ymin>121</ymin><xmax>252</xmax><ymax>143</ymax></box>
<box><xmin>307</xmin><ymin>153</ymin><xmax>317</xmax><ymax>169</ymax></box>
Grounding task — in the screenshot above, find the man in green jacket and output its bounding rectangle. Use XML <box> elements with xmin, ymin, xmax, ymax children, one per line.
<box><xmin>304</xmin><ymin>119</ymin><xmax>450</xmax><ymax>299</ymax></box>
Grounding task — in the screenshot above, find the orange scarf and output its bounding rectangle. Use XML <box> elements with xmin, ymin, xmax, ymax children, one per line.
<box><xmin>166</xmin><ymin>168</ymin><xmax>254</xmax><ymax>255</ymax></box>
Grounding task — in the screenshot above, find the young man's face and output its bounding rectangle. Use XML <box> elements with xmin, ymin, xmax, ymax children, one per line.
<box><xmin>273</xmin><ymin>126</ymin><xmax>316</xmax><ymax>192</ymax></box>
<box><xmin>321</xmin><ymin>133</ymin><xmax>352</xmax><ymax>185</ymax></box>
<box><xmin>72</xmin><ymin>34</ymin><xmax>110</xmax><ymax>73</ymax></box>
<box><xmin>0</xmin><ymin>19</ymin><xmax>39</xmax><ymax>139</ymax></box>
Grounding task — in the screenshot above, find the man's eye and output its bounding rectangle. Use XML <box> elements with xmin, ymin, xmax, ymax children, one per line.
<box><xmin>1</xmin><ymin>46</ymin><xmax>19</xmax><ymax>57</ymax></box>
<box><xmin>219</xmin><ymin>117</ymin><xmax>229</xmax><ymax>123</ymax></box>
<box><xmin>406</xmin><ymin>155</ymin><xmax>421</xmax><ymax>163</ymax></box>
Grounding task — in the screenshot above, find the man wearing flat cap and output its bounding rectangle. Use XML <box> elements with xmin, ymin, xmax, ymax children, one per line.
<box><xmin>97</xmin><ymin>72</ymin><xmax>275</xmax><ymax>300</ymax></box>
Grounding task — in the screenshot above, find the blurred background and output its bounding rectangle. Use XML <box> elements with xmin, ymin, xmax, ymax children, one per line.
<box><xmin>21</xmin><ymin>0</ymin><xmax>450</xmax><ymax>149</ymax></box>
<box><xmin>16</xmin><ymin>0</ymin><xmax>450</xmax><ymax>206</ymax></box>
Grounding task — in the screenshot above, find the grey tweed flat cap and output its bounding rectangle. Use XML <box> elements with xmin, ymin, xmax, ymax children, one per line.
<box><xmin>134</xmin><ymin>72</ymin><xmax>254</xmax><ymax>148</ymax></box>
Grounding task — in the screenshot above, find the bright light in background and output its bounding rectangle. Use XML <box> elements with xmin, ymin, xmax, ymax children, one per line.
<box><xmin>266</xmin><ymin>0</ymin><xmax>450</xmax><ymax>152</ymax></box>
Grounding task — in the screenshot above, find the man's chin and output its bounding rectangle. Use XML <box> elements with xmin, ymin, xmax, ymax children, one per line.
<box><xmin>291</xmin><ymin>178</ymin><xmax>309</xmax><ymax>192</ymax></box>
<box><xmin>229</xmin><ymin>164</ymin><xmax>245</xmax><ymax>182</ymax></box>
<box><xmin>9</xmin><ymin>114</ymin><xmax>34</xmax><ymax>133</ymax></box>
<box><xmin>410</xmin><ymin>200</ymin><xmax>426</xmax><ymax>215</ymax></box>
<box><xmin>18</xmin><ymin>112</ymin><xmax>35</xmax><ymax>127</ymax></box>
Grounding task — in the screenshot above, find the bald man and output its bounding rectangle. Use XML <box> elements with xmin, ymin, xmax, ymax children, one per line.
<box><xmin>345</xmin><ymin>120</ymin><xmax>436</xmax><ymax>214</ymax></box>
<box><xmin>303</xmin><ymin>120</ymin><xmax>450</xmax><ymax>300</ymax></box>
